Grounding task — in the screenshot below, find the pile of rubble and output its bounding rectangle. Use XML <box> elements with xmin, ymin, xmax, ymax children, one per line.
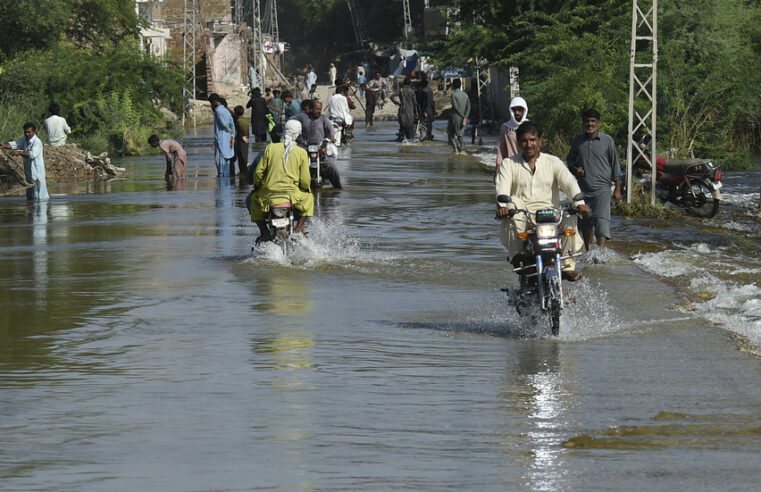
<box><xmin>0</xmin><ymin>143</ymin><xmax>125</xmax><ymax>196</ymax></box>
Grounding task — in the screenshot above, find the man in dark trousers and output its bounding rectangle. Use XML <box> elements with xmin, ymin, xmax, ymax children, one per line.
<box><xmin>246</xmin><ymin>88</ymin><xmax>270</xmax><ymax>142</ymax></box>
<box><xmin>567</xmin><ymin>108</ymin><xmax>622</xmax><ymax>250</ymax></box>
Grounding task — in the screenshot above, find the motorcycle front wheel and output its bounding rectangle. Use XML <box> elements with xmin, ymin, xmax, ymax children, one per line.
<box><xmin>549</xmin><ymin>298</ymin><xmax>561</xmax><ymax>336</ymax></box>
<box><xmin>684</xmin><ymin>179</ymin><xmax>720</xmax><ymax>218</ymax></box>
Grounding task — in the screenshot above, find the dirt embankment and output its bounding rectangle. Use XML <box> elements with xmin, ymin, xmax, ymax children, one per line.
<box><xmin>0</xmin><ymin>143</ymin><xmax>124</xmax><ymax>196</ymax></box>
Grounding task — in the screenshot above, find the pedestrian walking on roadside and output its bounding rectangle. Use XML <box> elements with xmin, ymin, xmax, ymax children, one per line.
<box><xmin>209</xmin><ymin>93</ymin><xmax>235</xmax><ymax>177</ymax></box>
<box><xmin>246</xmin><ymin>87</ymin><xmax>270</xmax><ymax>143</ymax></box>
<box><xmin>362</xmin><ymin>83</ymin><xmax>375</xmax><ymax>128</ymax></box>
<box><xmin>234</xmin><ymin>105</ymin><xmax>250</xmax><ymax>177</ymax></box>
<box><xmin>306</xmin><ymin>65</ymin><xmax>317</xmax><ymax>91</ymax></box>
<box><xmin>44</xmin><ymin>103</ymin><xmax>71</xmax><ymax>147</ymax></box>
<box><xmin>567</xmin><ymin>108</ymin><xmax>622</xmax><ymax>250</ymax></box>
<box><xmin>329</xmin><ymin>63</ymin><xmax>337</xmax><ymax>87</ymax></box>
<box><xmin>390</xmin><ymin>77</ymin><xmax>417</xmax><ymax>142</ymax></box>
<box><xmin>148</xmin><ymin>134</ymin><xmax>187</xmax><ymax>182</ymax></box>
<box><xmin>1</xmin><ymin>123</ymin><xmax>49</xmax><ymax>200</ymax></box>
<box><xmin>447</xmin><ymin>79</ymin><xmax>470</xmax><ymax>154</ymax></box>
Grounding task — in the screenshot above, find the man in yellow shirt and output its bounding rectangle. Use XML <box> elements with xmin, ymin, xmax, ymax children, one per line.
<box><xmin>495</xmin><ymin>121</ymin><xmax>590</xmax><ymax>281</ymax></box>
<box><xmin>250</xmin><ymin>120</ymin><xmax>313</xmax><ymax>241</ymax></box>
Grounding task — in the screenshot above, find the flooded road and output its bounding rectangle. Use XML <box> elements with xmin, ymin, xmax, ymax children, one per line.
<box><xmin>2</xmin><ymin>123</ymin><xmax>761</xmax><ymax>490</ymax></box>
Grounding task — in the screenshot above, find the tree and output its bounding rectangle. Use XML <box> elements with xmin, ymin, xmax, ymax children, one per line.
<box><xmin>432</xmin><ymin>0</ymin><xmax>761</xmax><ymax>167</ymax></box>
<box><xmin>0</xmin><ymin>0</ymin><xmax>139</xmax><ymax>62</ymax></box>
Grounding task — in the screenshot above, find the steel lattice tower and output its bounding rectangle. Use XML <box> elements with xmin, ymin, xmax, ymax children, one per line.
<box><xmin>626</xmin><ymin>0</ymin><xmax>658</xmax><ymax>204</ymax></box>
<box><xmin>402</xmin><ymin>0</ymin><xmax>412</xmax><ymax>44</ymax></box>
<box><xmin>183</xmin><ymin>0</ymin><xmax>197</xmax><ymax>126</ymax></box>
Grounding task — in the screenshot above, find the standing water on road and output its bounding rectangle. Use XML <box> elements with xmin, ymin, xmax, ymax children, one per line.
<box><xmin>1</xmin><ymin>123</ymin><xmax>761</xmax><ymax>490</ymax></box>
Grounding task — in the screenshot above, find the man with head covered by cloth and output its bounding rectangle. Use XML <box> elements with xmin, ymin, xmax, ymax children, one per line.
<box><xmin>495</xmin><ymin>96</ymin><xmax>529</xmax><ymax>183</ymax></box>
<box><xmin>250</xmin><ymin>119</ymin><xmax>313</xmax><ymax>243</ymax></box>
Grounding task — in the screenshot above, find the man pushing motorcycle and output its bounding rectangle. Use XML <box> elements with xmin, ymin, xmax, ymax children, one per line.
<box><xmin>250</xmin><ymin>120</ymin><xmax>313</xmax><ymax>242</ymax></box>
<box><xmin>496</xmin><ymin>121</ymin><xmax>590</xmax><ymax>282</ymax></box>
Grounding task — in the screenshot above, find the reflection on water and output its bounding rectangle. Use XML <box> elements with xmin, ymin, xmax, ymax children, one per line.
<box><xmin>501</xmin><ymin>342</ymin><xmax>572</xmax><ymax>491</ymax></box>
<box><xmin>29</xmin><ymin>202</ymin><xmax>48</xmax><ymax>306</ymax></box>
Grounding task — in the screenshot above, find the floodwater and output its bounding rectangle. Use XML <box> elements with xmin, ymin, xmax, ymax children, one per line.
<box><xmin>1</xmin><ymin>123</ymin><xmax>761</xmax><ymax>490</ymax></box>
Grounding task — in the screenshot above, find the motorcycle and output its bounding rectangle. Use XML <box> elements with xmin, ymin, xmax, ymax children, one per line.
<box><xmin>253</xmin><ymin>195</ymin><xmax>299</xmax><ymax>254</ymax></box>
<box><xmin>497</xmin><ymin>195</ymin><xmax>583</xmax><ymax>336</ymax></box>
<box><xmin>331</xmin><ymin>117</ymin><xmax>354</xmax><ymax>146</ymax></box>
<box><xmin>307</xmin><ymin>138</ymin><xmax>331</xmax><ymax>190</ymax></box>
<box><xmin>629</xmin><ymin>138</ymin><xmax>723</xmax><ymax>218</ymax></box>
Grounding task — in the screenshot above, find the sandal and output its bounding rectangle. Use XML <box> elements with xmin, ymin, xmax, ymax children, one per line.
<box><xmin>561</xmin><ymin>270</ymin><xmax>581</xmax><ymax>282</ymax></box>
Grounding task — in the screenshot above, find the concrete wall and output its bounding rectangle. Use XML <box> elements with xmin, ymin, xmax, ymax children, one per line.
<box><xmin>209</xmin><ymin>32</ymin><xmax>245</xmax><ymax>94</ymax></box>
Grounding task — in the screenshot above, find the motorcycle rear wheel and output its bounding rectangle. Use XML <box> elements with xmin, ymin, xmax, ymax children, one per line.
<box><xmin>684</xmin><ymin>179</ymin><xmax>720</xmax><ymax>218</ymax></box>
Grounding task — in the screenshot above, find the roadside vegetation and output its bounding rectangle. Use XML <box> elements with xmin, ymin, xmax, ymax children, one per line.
<box><xmin>431</xmin><ymin>0</ymin><xmax>761</xmax><ymax>170</ymax></box>
<box><xmin>0</xmin><ymin>1</ymin><xmax>185</xmax><ymax>155</ymax></box>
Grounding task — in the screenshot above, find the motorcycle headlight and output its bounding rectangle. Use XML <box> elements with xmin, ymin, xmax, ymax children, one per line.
<box><xmin>271</xmin><ymin>207</ymin><xmax>288</xmax><ymax>218</ymax></box>
<box><xmin>536</xmin><ymin>224</ymin><xmax>557</xmax><ymax>238</ymax></box>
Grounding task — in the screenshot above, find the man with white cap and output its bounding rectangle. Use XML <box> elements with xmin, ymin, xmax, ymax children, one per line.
<box><xmin>495</xmin><ymin>96</ymin><xmax>529</xmax><ymax>182</ymax></box>
<box><xmin>249</xmin><ymin>119</ymin><xmax>314</xmax><ymax>241</ymax></box>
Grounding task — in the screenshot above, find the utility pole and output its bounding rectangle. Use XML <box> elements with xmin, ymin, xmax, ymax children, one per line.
<box><xmin>251</xmin><ymin>0</ymin><xmax>263</xmax><ymax>86</ymax></box>
<box><xmin>475</xmin><ymin>59</ymin><xmax>492</xmax><ymax>146</ymax></box>
<box><xmin>402</xmin><ymin>0</ymin><xmax>412</xmax><ymax>45</ymax></box>
<box><xmin>182</xmin><ymin>0</ymin><xmax>197</xmax><ymax>128</ymax></box>
<box><xmin>626</xmin><ymin>0</ymin><xmax>658</xmax><ymax>205</ymax></box>
<box><xmin>347</xmin><ymin>0</ymin><xmax>368</xmax><ymax>61</ymax></box>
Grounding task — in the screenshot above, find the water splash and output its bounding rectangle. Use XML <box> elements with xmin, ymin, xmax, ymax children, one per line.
<box><xmin>578</xmin><ymin>246</ymin><xmax>627</xmax><ymax>265</ymax></box>
<box><xmin>247</xmin><ymin>217</ymin><xmax>400</xmax><ymax>269</ymax></box>
<box><xmin>435</xmin><ymin>277</ymin><xmax>624</xmax><ymax>341</ymax></box>
<box><xmin>632</xmin><ymin>244</ymin><xmax>761</xmax><ymax>353</ymax></box>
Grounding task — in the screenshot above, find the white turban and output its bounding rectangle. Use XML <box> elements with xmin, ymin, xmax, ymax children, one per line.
<box><xmin>282</xmin><ymin>119</ymin><xmax>302</xmax><ymax>164</ymax></box>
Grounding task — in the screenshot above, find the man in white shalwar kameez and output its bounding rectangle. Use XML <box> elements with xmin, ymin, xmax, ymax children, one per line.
<box><xmin>1</xmin><ymin>123</ymin><xmax>49</xmax><ymax>200</ymax></box>
<box><xmin>496</xmin><ymin>121</ymin><xmax>589</xmax><ymax>281</ymax></box>
<box><xmin>326</xmin><ymin>87</ymin><xmax>354</xmax><ymax>127</ymax></box>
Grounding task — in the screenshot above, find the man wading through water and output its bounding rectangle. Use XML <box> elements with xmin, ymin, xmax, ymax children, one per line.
<box><xmin>567</xmin><ymin>108</ymin><xmax>622</xmax><ymax>250</ymax></box>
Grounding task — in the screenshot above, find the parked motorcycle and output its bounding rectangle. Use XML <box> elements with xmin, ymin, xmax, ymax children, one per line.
<box><xmin>497</xmin><ymin>195</ymin><xmax>583</xmax><ymax>336</ymax></box>
<box><xmin>629</xmin><ymin>138</ymin><xmax>723</xmax><ymax>218</ymax></box>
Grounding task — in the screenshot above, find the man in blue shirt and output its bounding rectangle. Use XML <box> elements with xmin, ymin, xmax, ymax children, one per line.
<box><xmin>209</xmin><ymin>93</ymin><xmax>235</xmax><ymax>177</ymax></box>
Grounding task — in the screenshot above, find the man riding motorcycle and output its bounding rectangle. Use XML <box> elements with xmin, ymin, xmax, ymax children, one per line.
<box><xmin>496</xmin><ymin>121</ymin><xmax>590</xmax><ymax>282</ymax></box>
<box><xmin>326</xmin><ymin>85</ymin><xmax>355</xmax><ymax>142</ymax></box>
<box><xmin>250</xmin><ymin>120</ymin><xmax>314</xmax><ymax>242</ymax></box>
<box><xmin>289</xmin><ymin>100</ymin><xmax>343</xmax><ymax>189</ymax></box>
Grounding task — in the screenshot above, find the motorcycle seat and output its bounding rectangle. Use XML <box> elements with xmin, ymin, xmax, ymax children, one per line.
<box><xmin>663</xmin><ymin>158</ymin><xmax>710</xmax><ymax>175</ymax></box>
<box><xmin>270</xmin><ymin>201</ymin><xmax>292</xmax><ymax>208</ymax></box>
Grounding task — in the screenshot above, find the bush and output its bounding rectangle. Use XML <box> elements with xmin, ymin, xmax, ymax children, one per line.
<box><xmin>0</xmin><ymin>42</ymin><xmax>185</xmax><ymax>155</ymax></box>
